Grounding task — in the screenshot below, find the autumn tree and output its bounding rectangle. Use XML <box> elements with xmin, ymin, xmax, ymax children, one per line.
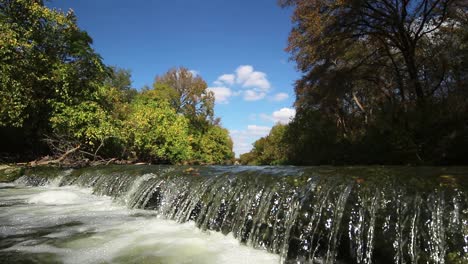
<box><xmin>280</xmin><ymin>0</ymin><xmax>468</xmax><ymax>164</ymax></box>
<box><xmin>280</xmin><ymin>0</ymin><xmax>461</xmax><ymax>106</ymax></box>
<box><xmin>153</xmin><ymin>67</ymin><xmax>215</xmax><ymax>130</ymax></box>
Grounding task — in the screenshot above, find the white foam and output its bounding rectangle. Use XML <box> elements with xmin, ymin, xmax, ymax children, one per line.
<box><xmin>27</xmin><ymin>190</ymin><xmax>80</xmax><ymax>205</ymax></box>
<box><xmin>1</xmin><ymin>185</ymin><xmax>280</xmax><ymax>264</ymax></box>
<box><xmin>53</xmin><ymin>219</ymin><xmax>280</xmax><ymax>264</ymax></box>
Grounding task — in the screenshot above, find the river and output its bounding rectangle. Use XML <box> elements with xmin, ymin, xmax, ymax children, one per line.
<box><xmin>0</xmin><ymin>182</ymin><xmax>278</xmax><ymax>263</ymax></box>
<box><xmin>0</xmin><ymin>165</ymin><xmax>467</xmax><ymax>263</ymax></box>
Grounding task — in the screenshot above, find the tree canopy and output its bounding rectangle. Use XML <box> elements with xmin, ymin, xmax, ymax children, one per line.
<box><xmin>0</xmin><ymin>0</ymin><xmax>106</xmax><ymax>157</ymax></box>
<box><xmin>0</xmin><ymin>1</ymin><xmax>234</xmax><ymax>165</ymax></box>
<box><xmin>2</xmin><ymin>0</ymin><xmax>465</xmax><ymax>166</ymax></box>
<box><xmin>154</xmin><ymin>67</ymin><xmax>215</xmax><ymax>131</ymax></box>
<box><xmin>241</xmin><ymin>0</ymin><xmax>467</xmax><ymax>165</ymax></box>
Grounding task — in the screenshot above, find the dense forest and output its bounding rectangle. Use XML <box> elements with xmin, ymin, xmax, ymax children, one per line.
<box><xmin>241</xmin><ymin>0</ymin><xmax>468</xmax><ymax>165</ymax></box>
<box><xmin>0</xmin><ymin>0</ymin><xmax>234</xmax><ymax>165</ymax></box>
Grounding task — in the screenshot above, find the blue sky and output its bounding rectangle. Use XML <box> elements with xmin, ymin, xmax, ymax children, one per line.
<box><xmin>47</xmin><ymin>0</ymin><xmax>300</xmax><ymax>156</ymax></box>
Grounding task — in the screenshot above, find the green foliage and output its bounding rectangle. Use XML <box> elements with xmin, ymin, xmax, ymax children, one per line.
<box><xmin>284</xmin><ymin>108</ymin><xmax>356</xmax><ymax>165</ymax></box>
<box><xmin>144</xmin><ymin>83</ymin><xmax>179</xmax><ymax>104</ymax></box>
<box><xmin>124</xmin><ymin>97</ymin><xmax>192</xmax><ymax>163</ymax></box>
<box><xmin>104</xmin><ymin>67</ymin><xmax>137</xmax><ymax>103</ymax></box>
<box><xmin>0</xmin><ymin>0</ymin><xmax>105</xmax><ymax>155</ymax></box>
<box><xmin>48</xmin><ymin>68</ymin><xmax>233</xmax><ymax>165</ymax></box>
<box><xmin>193</xmin><ymin>125</ymin><xmax>234</xmax><ymax>164</ymax></box>
<box><xmin>240</xmin><ymin>124</ymin><xmax>288</xmax><ymax>165</ymax></box>
<box><xmin>239</xmin><ymin>152</ymin><xmax>257</xmax><ymax>166</ymax></box>
<box><xmin>264</xmin><ymin>124</ymin><xmax>288</xmax><ymax>165</ymax></box>
<box><xmin>98</xmin><ymin>67</ymin><xmax>137</xmax><ymax>121</ymax></box>
<box><xmin>154</xmin><ymin>67</ymin><xmax>215</xmax><ymax>131</ymax></box>
<box><xmin>137</xmin><ymin>68</ymin><xmax>233</xmax><ymax>164</ymax></box>
<box><xmin>0</xmin><ymin>2</ymin><xmax>235</xmax><ymax>165</ymax></box>
<box><xmin>49</xmin><ymin>101</ymin><xmax>121</xmax><ymax>151</ymax></box>
<box><xmin>0</xmin><ymin>0</ymin><xmax>105</xmax><ymax>125</ymax></box>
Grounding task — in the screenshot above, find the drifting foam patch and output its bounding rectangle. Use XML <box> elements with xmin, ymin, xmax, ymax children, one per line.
<box><xmin>27</xmin><ymin>190</ymin><xmax>80</xmax><ymax>205</ymax></box>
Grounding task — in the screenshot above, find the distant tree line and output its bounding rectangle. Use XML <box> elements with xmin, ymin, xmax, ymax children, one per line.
<box><xmin>0</xmin><ymin>0</ymin><xmax>234</xmax><ymax>164</ymax></box>
<box><xmin>241</xmin><ymin>0</ymin><xmax>467</xmax><ymax>165</ymax></box>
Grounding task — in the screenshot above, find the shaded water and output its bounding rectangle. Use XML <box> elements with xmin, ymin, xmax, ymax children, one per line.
<box><xmin>1</xmin><ymin>165</ymin><xmax>467</xmax><ymax>263</ymax></box>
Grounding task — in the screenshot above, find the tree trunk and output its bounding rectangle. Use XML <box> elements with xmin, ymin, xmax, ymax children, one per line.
<box><xmin>402</xmin><ymin>44</ymin><xmax>425</xmax><ymax>107</ymax></box>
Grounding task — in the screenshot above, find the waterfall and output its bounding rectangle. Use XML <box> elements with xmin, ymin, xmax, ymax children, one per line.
<box><xmin>14</xmin><ymin>165</ymin><xmax>468</xmax><ymax>263</ymax></box>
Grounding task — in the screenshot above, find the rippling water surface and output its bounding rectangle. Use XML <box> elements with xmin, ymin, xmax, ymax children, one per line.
<box><xmin>1</xmin><ymin>166</ymin><xmax>467</xmax><ymax>263</ymax></box>
<box><xmin>0</xmin><ymin>182</ymin><xmax>279</xmax><ymax>264</ymax></box>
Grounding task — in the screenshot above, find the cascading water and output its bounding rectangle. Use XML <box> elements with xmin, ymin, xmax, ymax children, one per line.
<box><xmin>1</xmin><ymin>165</ymin><xmax>467</xmax><ymax>263</ymax></box>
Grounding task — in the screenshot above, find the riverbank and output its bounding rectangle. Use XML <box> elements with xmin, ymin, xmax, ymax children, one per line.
<box><xmin>0</xmin><ymin>165</ymin><xmax>24</xmax><ymax>183</ymax></box>
<box><xmin>0</xmin><ymin>162</ymin><xmax>146</xmax><ymax>183</ymax></box>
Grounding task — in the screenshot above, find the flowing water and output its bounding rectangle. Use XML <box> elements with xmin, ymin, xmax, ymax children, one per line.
<box><xmin>0</xmin><ymin>165</ymin><xmax>467</xmax><ymax>264</ymax></box>
<box><xmin>0</xmin><ymin>183</ymin><xmax>279</xmax><ymax>263</ymax></box>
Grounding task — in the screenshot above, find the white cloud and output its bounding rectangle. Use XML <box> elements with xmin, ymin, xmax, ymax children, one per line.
<box><xmin>261</xmin><ymin>107</ymin><xmax>296</xmax><ymax>124</ymax></box>
<box><xmin>211</xmin><ymin>65</ymin><xmax>272</xmax><ymax>103</ymax></box>
<box><xmin>246</xmin><ymin>125</ymin><xmax>272</xmax><ymax>136</ymax></box>
<box><xmin>272</xmin><ymin>92</ymin><xmax>289</xmax><ymax>101</ymax></box>
<box><xmin>243</xmin><ymin>90</ymin><xmax>266</xmax><ymax>101</ymax></box>
<box><xmin>272</xmin><ymin>107</ymin><xmax>296</xmax><ymax>124</ymax></box>
<box><xmin>230</xmin><ymin>125</ymin><xmax>272</xmax><ymax>156</ymax></box>
<box><xmin>214</xmin><ymin>74</ymin><xmax>235</xmax><ymax>86</ymax></box>
<box><xmin>207</xmin><ymin>87</ymin><xmax>232</xmax><ymax>104</ymax></box>
<box><xmin>235</xmin><ymin>65</ymin><xmax>271</xmax><ymax>91</ymax></box>
<box><xmin>236</xmin><ymin>65</ymin><xmax>254</xmax><ymax>84</ymax></box>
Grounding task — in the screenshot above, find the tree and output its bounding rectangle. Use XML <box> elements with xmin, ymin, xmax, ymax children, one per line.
<box><xmin>49</xmin><ymin>100</ymin><xmax>123</xmax><ymax>160</ymax></box>
<box><xmin>239</xmin><ymin>124</ymin><xmax>289</xmax><ymax>165</ymax></box>
<box><xmin>280</xmin><ymin>0</ymin><xmax>461</xmax><ymax>107</ymax></box>
<box><xmin>263</xmin><ymin>124</ymin><xmax>288</xmax><ymax>165</ymax></box>
<box><xmin>239</xmin><ymin>152</ymin><xmax>257</xmax><ymax>165</ymax></box>
<box><xmin>48</xmin><ymin>69</ymin><xmax>139</xmax><ymax>161</ymax></box>
<box><xmin>0</xmin><ymin>0</ymin><xmax>106</xmax><ymax>156</ymax></box>
<box><xmin>280</xmin><ymin>0</ymin><xmax>468</xmax><ymax>165</ymax></box>
<box><xmin>151</xmin><ymin>67</ymin><xmax>234</xmax><ymax>164</ymax></box>
<box><xmin>104</xmin><ymin>66</ymin><xmax>137</xmax><ymax>103</ymax></box>
<box><xmin>153</xmin><ymin>67</ymin><xmax>215</xmax><ymax>130</ymax></box>
<box><xmin>0</xmin><ymin>2</ymin><xmax>235</xmax><ymax>165</ymax></box>
<box><xmin>194</xmin><ymin>125</ymin><xmax>234</xmax><ymax>164</ymax></box>
<box><xmin>124</xmin><ymin>95</ymin><xmax>192</xmax><ymax>163</ymax></box>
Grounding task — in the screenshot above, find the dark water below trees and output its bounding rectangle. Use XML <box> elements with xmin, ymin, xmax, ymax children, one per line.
<box><xmin>2</xmin><ymin>165</ymin><xmax>467</xmax><ymax>263</ymax></box>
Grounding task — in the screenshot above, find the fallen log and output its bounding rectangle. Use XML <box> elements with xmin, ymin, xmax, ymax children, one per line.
<box><xmin>30</xmin><ymin>145</ymin><xmax>81</xmax><ymax>167</ymax></box>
